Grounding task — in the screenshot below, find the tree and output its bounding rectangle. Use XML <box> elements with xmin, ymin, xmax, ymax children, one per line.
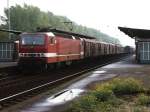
<box><xmin>2</xmin><ymin>4</ymin><xmax>120</xmax><ymax>44</ymax></box>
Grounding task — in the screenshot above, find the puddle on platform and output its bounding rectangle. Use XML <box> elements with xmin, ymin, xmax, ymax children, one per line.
<box><xmin>88</xmin><ymin>71</ymin><xmax>106</xmax><ymax>78</ymax></box>
<box><xmin>21</xmin><ymin>89</ymin><xmax>84</xmax><ymax>112</ymax></box>
<box><xmin>93</xmin><ymin>70</ymin><xmax>106</xmax><ymax>74</ymax></box>
<box><xmin>47</xmin><ymin>89</ymin><xmax>84</xmax><ymax>105</ymax></box>
<box><xmin>89</xmin><ymin>73</ymin><xmax>105</xmax><ymax>77</ymax></box>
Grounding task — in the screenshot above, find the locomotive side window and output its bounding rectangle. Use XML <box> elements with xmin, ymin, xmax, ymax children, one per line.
<box><xmin>21</xmin><ymin>34</ymin><xmax>45</xmax><ymax>45</ymax></box>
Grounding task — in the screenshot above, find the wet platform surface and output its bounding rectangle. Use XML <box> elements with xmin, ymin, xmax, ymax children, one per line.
<box><xmin>102</xmin><ymin>55</ymin><xmax>149</xmax><ymax>77</ymax></box>
<box><xmin>4</xmin><ymin>55</ymin><xmax>149</xmax><ymax>112</ymax></box>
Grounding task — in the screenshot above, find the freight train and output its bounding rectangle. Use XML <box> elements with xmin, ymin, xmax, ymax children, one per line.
<box><xmin>0</xmin><ymin>28</ymin><xmax>133</xmax><ymax>69</ymax></box>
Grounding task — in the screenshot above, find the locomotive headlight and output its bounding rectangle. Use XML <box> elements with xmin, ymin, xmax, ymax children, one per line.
<box><xmin>19</xmin><ymin>53</ymin><xmax>23</xmax><ymax>57</ymax></box>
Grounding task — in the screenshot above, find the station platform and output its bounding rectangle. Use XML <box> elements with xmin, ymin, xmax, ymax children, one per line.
<box><xmin>0</xmin><ymin>62</ymin><xmax>17</xmax><ymax>68</ymax></box>
<box><xmin>102</xmin><ymin>55</ymin><xmax>148</xmax><ymax>78</ymax></box>
<box><xmin>3</xmin><ymin>55</ymin><xmax>150</xmax><ymax>112</ymax></box>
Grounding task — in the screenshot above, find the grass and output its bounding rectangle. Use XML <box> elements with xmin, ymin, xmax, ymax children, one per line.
<box><xmin>136</xmin><ymin>94</ymin><xmax>150</xmax><ymax>106</ymax></box>
<box><xmin>94</xmin><ymin>77</ymin><xmax>145</xmax><ymax>95</ymax></box>
<box><xmin>65</xmin><ymin>77</ymin><xmax>150</xmax><ymax>112</ymax></box>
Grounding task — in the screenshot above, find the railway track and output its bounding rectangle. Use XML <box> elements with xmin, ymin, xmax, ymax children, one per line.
<box><xmin>0</xmin><ymin>55</ymin><xmax>128</xmax><ymax>110</ymax></box>
<box><xmin>0</xmin><ymin>66</ymin><xmax>21</xmax><ymax>82</ymax></box>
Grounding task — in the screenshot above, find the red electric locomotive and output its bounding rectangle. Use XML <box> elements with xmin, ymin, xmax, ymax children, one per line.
<box><xmin>18</xmin><ymin>28</ymin><xmax>125</xmax><ymax>68</ymax></box>
<box><xmin>0</xmin><ymin>28</ymin><xmax>125</xmax><ymax>69</ymax></box>
<box><xmin>18</xmin><ymin>29</ymin><xmax>90</xmax><ymax>68</ymax></box>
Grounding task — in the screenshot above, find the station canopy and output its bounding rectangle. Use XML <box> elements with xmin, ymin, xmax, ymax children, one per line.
<box><xmin>118</xmin><ymin>27</ymin><xmax>150</xmax><ymax>39</ymax></box>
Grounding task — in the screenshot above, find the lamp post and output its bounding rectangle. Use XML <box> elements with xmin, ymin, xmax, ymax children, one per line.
<box><xmin>7</xmin><ymin>0</ymin><xmax>11</xmax><ymax>39</ymax></box>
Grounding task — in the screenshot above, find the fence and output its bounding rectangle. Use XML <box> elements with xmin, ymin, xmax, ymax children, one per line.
<box><xmin>0</xmin><ymin>42</ymin><xmax>17</xmax><ymax>62</ymax></box>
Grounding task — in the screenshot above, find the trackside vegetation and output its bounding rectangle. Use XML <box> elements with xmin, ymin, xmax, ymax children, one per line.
<box><xmin>66</xmin><ymin>78</ymin><xmax>150</xmax><ymax>112</ymax></box>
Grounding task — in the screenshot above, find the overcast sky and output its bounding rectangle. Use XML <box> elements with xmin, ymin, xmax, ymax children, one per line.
<box><xmin>1</xmin><ymin>0</ymin><xmax>150</xmax><ymax>47</ymax></box>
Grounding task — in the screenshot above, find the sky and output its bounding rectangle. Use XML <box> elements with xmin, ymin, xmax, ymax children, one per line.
<box><xmin>1</xmin><ymin>0</ymin><xmax>150</xmax><ymax>47</ymax></box>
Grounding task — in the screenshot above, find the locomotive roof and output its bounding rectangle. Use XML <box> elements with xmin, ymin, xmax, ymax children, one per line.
<box><xmin>0</xmin><ymin>28</ymin><xmax>121</xmax><ymax>46</ymax></box>
<box><xmin>37</xmin><ymin>28</ymin><xmax>96</xmax><ymax>39</ymax></box>
<box><xmin>118</xmin><ymin>26</ymin><xmax>150</xmax><ymax>39</ymax></box>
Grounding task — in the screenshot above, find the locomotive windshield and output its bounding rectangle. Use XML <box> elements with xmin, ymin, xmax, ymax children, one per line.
<box><xmin>21</xmin><ymin>34</ymin><xmax>45</xmax><ymax>45</ymax></box>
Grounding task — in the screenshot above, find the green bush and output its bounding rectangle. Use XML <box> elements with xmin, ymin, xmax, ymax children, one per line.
<box><xmin>105</xmin><ymin>96</ymin><xmax>124</xmax><ymax>107</ymax></box>
<box><xmin>94</xmin><ymin>78</ymin><xmax>144</xmax><ymax>95</ymax></box>
<box><xmin>67</xmin><ymin>95</ymin><xmax>121</xmax><ymax>112</ymax></box>
<box><xmin>110</xmin><ymin>78</ymin><xmax>144</xmax><ymax>95</ymax></box>
<box><xmin>133</xmin><ymin>106</ymin><xmax>145</xmax><ymax>112</ymax></box>
<box><xmin>136</xmin><ymin>94</ymin><xmax>150</xmax><ymax>106</ymax></box>
<box><xmin>106</xmin><ymin>78</ymin><xmax>144</xmax><ymax>95</ymax></box>
<box><xmin>94</xmin><ymin>82</ymin><xmax>113</xmax><ymax>92</ymax></box>
<box><xmin>91</xmin><ymin>89</ymin><xmax>114</xmax><ymax>102</ymax></box>
<box><xmin>68</xmin><ymin>95</ymin><xmax>98</xmax><ymax>112</ymax></box>
<box><xmin>97</xmin><ymin>102</ymin><xmax>117</xmax><ymax>112</ymax></box>
<box><xmin>66</xmin><ymin>78</ymin><xmax>146</xmax><ymax>112</ymax></box>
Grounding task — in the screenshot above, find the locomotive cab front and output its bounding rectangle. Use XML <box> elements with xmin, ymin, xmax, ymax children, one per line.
<box><xmin>19</xmin><ymin>32</ymin><xmax>56</xmax><ymax>66</ymax></box>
